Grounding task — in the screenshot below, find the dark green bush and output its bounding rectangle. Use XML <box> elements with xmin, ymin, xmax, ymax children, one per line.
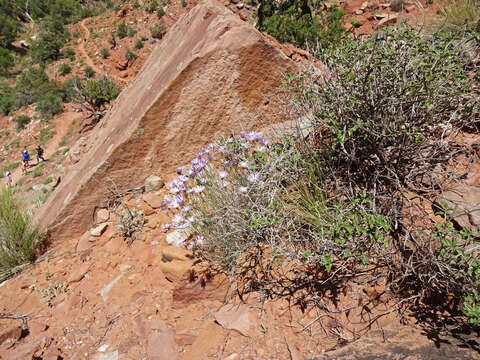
<box><xmin>261</xmin><ymin>3</ymin><xmax>346</xmax><ymax>49</ymax></box>
<box><xmin>0</xmin><ymin>88</ymin><xmax>14</xmax><ymax>115</ymax></box>
<box><xmin>36</xmin><ymin>92</ymin><xmax>63</xmax><ymax>119</ymax></box>
<box><xmin>0</xmin><ymin>47</ymin><xmax>13</xmax><ymax>74</ymax></box>
<box><xmin>15</xmin><ymin>68</ymin><xmax>59</xmax><ymax>107</ymax></box>
<box><xmin>62</xmin><ymin>47</ymin><xmax>75</xmax><ymax>61</ymax></box>
<box><xmin>14</xmin><ymin>115</ymin><xmax>31</xmax><ymax>131</ymax></box>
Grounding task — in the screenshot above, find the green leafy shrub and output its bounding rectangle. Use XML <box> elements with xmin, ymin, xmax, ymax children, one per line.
<box><xmin>59</xmin><ymin>63</ymin><xmax>71</xmax><ymax>76</ymax></box>
<box><xmin>150</xmin><ymin>21</ymin><xmax>166</xmax><ymax>39</ymax></box>
<box><xmin>100</xmin><ymin>47</ymin><xmax>110</xmax><ymax>58</ymax></box>
<box><xmin>0</xmin><ymin>188</ymin><xmax>42</xmax><ymax>276</ymax></box>
<box><xmin>15</xmin><ymin>68</ymin><xmax>62</xmax><ymax>107</ymax></box>
<box><xmin>261</xmin><ymin>4</ymin><xmax>346</xmax><ymax>49</ymax></box>
<box><xmin>0</xmin><ymin>85</ymin><xmax>15</xmax><ymax>115</ymax></box>
<box><xmin>43</xmin><ymin>176</ymin><xmax>53</xmax><ymax>184</ymax></box>
<box><xmin>36</xmin><ymin>92</ymin><xmax>63</xmax><ymax>119</ymax></box>
<box><xmin>84</xmin><ymin>66</ymin><xmax>95</xmax><ymax>78</ymax></box>
<box><xmin>135</xmin><ymin>39</ymin><xmax>144</xmax><ymax>49</ymax></box>
<box><xmin>133</xmin><ymin>1</ymin><xmax>141</xmax><ymax>9</ymax></box>
<box><xmin>14</xmin><ymin>115</ymin><xmax>31</xmax><ymax>131</ymax></box>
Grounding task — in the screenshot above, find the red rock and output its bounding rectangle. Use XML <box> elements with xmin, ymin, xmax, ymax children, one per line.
<box><xmin>67</xmin><ymin>262</ymin><xmax>91</xmax><ymax>283</ymax></box>
<box><xmin>76</xmin><ymin>231</ymin><xmax>93</xmax><ymax>252</ymax></box>
<box><xmin>377</xmin><ymin>14</ymin><xmax>398</xmax><ymax>27</ymax></box>
<box><xmin>405</xmin><ymin>4</ymin><xmax>416</xmax><ymax>12</ymax></box>
<box><xmin>214</xmin><ymin>304</ymin><xmax>257</xmax><ymax>337</ymax></box>
<box><xmin>355</xmin><ymin>9</ymin><xmax>364</xmax><ymax>14</ymax></box>
<box><xmin>28</xmin><ymin>320</ymin><xmax>48</xmax><ymax>336</ymax></box>
<box><xmin>175</xmin><ymin>329</ymin><xmax>198</xmax><ymax>346</ymax></box>
<box><xmin>142</xmin><ymin>193</ymin><xmax>163</xmax><ymax>209</ymax></box>
<box><xmin>0</xmin><ymin>324</ymin><xmax>22</xmax><ymax>346</ymax></box>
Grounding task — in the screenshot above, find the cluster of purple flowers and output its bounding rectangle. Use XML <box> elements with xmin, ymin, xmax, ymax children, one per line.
<box><xmin>161</xmin><ymin>131</ymin><xmax>269</xmax><ymax>248</ymax></box>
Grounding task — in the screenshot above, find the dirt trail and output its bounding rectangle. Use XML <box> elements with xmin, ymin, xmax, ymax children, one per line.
<box><xmin>78</xmin><ymin>19</ymin><xmax>126</xmax><ymax>84</ymax></box>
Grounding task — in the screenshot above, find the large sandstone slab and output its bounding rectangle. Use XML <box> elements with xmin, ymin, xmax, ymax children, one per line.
<box><xmin>36</xmin><ymin>0</ymin><xmax>296</xmax><ymax>241</ymax></box>
<box><xmin>437</xmin><ymin>185</ymin><xmax>480</xmax><ymax>231</ymax></box>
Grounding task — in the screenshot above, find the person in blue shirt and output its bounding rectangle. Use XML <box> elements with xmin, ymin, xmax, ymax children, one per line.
<box><xmin>22</xmin><ymin>149</ymin><xmax>30</xmax><ymax>174</ymax></box>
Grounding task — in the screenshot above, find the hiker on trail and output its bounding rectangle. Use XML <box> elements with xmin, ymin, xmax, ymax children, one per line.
<box><xmin>5</xmin><ymin>171</ymin><xmax>12</xmax><ymax>187</ymax></box>
<box><xmin>22</xmin><ymin>149</ymin><xmax>30</xmax><ymax>174</ymax></box>
<box><xmin>36</xmin><ymin>145</ymin><xmax>45</xmax><ymax>163</ymax></box>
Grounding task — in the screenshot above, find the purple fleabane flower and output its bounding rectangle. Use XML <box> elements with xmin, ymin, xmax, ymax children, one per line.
<box><xmin>239</xmin><ymin>186</ymin><xmax>248</xmax><ymax>194</ymax></box>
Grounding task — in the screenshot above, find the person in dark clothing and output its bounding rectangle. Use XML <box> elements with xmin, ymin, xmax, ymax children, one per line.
<box><xmin>36</xmin><ymin>145</ymin><xmax>45</xmax><ymax>163</ymax></box>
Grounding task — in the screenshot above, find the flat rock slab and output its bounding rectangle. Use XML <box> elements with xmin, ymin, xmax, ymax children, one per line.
<box><xmin>143</xmin><ymin>193</ymin><xmax>164</xmax><ymax>209</ymax></box>
<box><xmin>91</xmin><ymin>223</ymin><xmax>108</xmax><ymax>237</ymax></box>
<box><xmin>437</xmin><ymin>186</ymin><xmax>480</xmax><ymax>231</ymax></box>
<box><xmin>96</xmin><ymin>209</ymin><xmax>110</xmax><ymax>224</ymax></box>
<box><xmin>214</xmin><ymin>304</ymin><xmax>257</xmax><ymax>337</ymax></box>
<box><xmin>91</xmin><ymin>351</ymin><xmax>119</xmax><ymax>360</ymax></box>
<box><xmin>68</xmin><ymin>262</ymin><xmax>91</xmax><ymax>283</ymax></box>
<box><xmin>147</xmin><ymin>321</ymin><xmax>177</xmax><ymax>360</ymax></box>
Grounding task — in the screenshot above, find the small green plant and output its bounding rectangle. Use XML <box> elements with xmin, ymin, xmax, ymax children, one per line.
<box><xmin>100</xmin><ymin>47</ymin><xmax>110</xmax><ymax>59</ymax></box>
<box><xmin>117</xmin><ymin>206</ymin><xmax>145</xmax><ymax>243</ymax></box>
<box><xmin>84</xmin><ymin>66</ymin><xmax>95</xmax><ymax>78</ymax></box>
<box><xmin>128</xmin><ymin>27</ymin><xmax>137</xmax><ymax>37</ymax></box>
<box><xmin>58</xmin><ymin>139</ymin><xmax>67</xmax><ymax>147</ymax></box>
<box><xmin>125</xmin><ymin>49</ymin><xmax>138</xmax><ymax>61</ymax></box>
<box><xmin>146</xmin><ymin>0</ymin><xmax>158</xmax><ymax>13</ymax></box>
<box><xmin>72</xmin><ymin>30</ymin><xmax>81</xmax><ymax>38</ymax></box>
<box><xmin>150</xmin><ymin>21</ymin><xmax>166</xmax><ymax>39</ymax></box>
<box><xmin>14</xmin><ymin>115</ymin><xmax>31</xmax><ymax>131</ymax></box>
<box><xmin>349</xmin><ymin>18</ymin><xmax>362</xmax><ymax>28</ymax></box>
<box><xmin>116</xmin><ymin>22</ymin><xmax>128</xmax><ymax>39</ymax></box>
<box><xmin>133</xmin><ymin>0</ymin><xmax>141</xmax><ymax>9</ymax></box>
<box><xmin>135</xmin><ymin>39</ymin><xmax>144</xmax><ymax>49</ymax></box>
<box><xmin>63</xmin><ymin>48</ymin><xmax>75</xmax><ymax>61</ymax></box>
<box><xmin>157</xmin><ymin>7</ymin><xmax>166</xmax><ymax>18</ymax></box>
<box><xmin>59</xmin><ymin>63</ymin><xmax>72</xmax><ymax>76</ymax></box>
<box><xmin>34</xmin><ymin>282</ymin><xmax>68</xmax><ymax>306</ymax></box>
<box><xmin>43</xmin><ymin>176</ymin><xmax>53</xmax><ymax>184</ymax></box>
<box><xmin>31</xmin><ymin>167</ymin><xmax>43</xmax><ymax>178</ymax></box>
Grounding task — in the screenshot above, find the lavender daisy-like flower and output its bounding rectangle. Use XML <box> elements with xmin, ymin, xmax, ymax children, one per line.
<box><xmin>199</xmin><ymin>177</ymin><xmax>208</xmax><ymax>185</ymax></box>
<box><xmin>239</xmin><ymin>186</ymin><xmax>248</xmax><ymax>194</ymax></box>
<box><xmin>221</xmin><ymin>180</ymin><xmax>230</xmax><ymax>188</ymax></box>
<box><xmin>163</xmin><ymin>209</ymin><xmax>169</xmax><ymax>215</ymax></box>
<box><xmin>182</xmin><ymin>205</ymin><xmax>192</xmax><ymax>213</ymax></box>
<box><xmin>172</xmin><ymin>214</ymin><xmax>185</xmax><ymax>226</ymax></box>
<box><xmin>239</xmin><ymin>160</ymin><xmax>249</xmax><ymax>169</ymax></box>
<box><xmin>185</xmin><ymin>167</ymin><xmax>195</xmax><ymax>177</ymax></box>
<box><xmin>247</xmin><ymin>173</ymin><xmax>259</xmax><ymax>183</ymax></box>
<box><xmin>173</xmin><ymin>238</ymin><xmax>185</xmax><ymax>247</ymax></box>
<box><xmin>161</xmin><ymin>223</ymin><xmax>171</xmax><ymax>231</ymax></box>
<box><xmin>218</xmin><ymin>171</ymin><xmax>228</xmax><ymax>179</ymax></box>
<box><xmin>176</xmin><ymin>166</ymin><xmax>184</xmax><ymax>174</ymax></box>
<box><xmin>192</xmin><ymin>185</ymin><xmax>205</xmax><ymax>194</ymax></box>
<box><xmin>255</xmin><ymin>145</ymin><xmax>267</xmax><ymax>153</ymax></box>
<box><xmin>195</xmin><ymin>236</ymin><xmax>205</xmax><ymax>246</ymax></box>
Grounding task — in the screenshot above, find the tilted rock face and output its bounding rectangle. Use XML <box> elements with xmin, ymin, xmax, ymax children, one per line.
<box><xmin>36</xmin><ymin>0</ymin><xmax>296</xmax><ymax>241</ymax></box>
